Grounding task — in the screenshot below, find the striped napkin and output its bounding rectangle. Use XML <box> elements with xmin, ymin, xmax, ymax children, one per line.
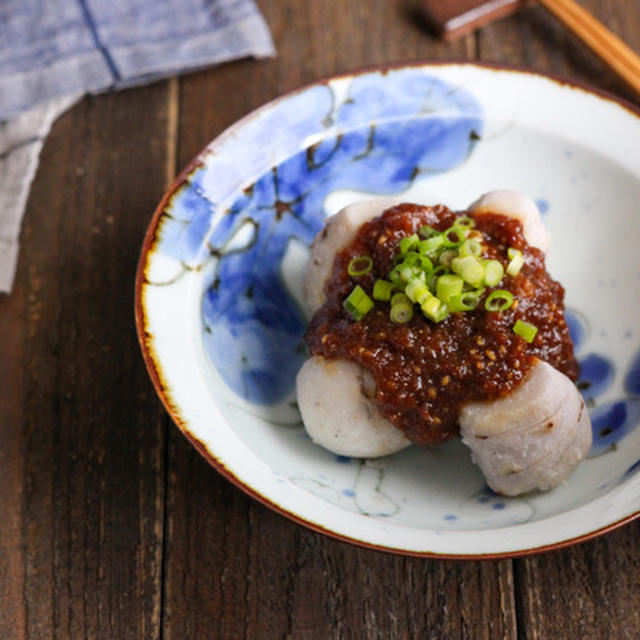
<box><xmin>0</xmin><ymin>0</ymin><xmax>275</xmax><ymax>292</ymax></box>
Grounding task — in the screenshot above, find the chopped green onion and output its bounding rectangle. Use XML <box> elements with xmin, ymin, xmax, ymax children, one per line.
<box><xmin>412</xmin><ymin>267</ymin><xmax>428</xmax><ymax>281</ymax></box>
<box><xmin>431</xmin><ymin>265</ymin><xmax>449</xmax><ymax>277</ymax></box>
<box><xmin>453</xmin><ymin>216</ymin><xmax>475</xmax><ymax>229</ymax></box>
<box><xmin>418</xmin><ymin>255</ymin><xmax>434</xmax><ymax>272</ymax></box>
<box><xmin>513</xmin><ymin>319</ymin><xmax>538</xmax><ymax>343</ymax></box>
<box><xmin>432</xmin><ymin>306</ymin><xmax>450</xmax><ymax>323</ymax></box>
<box><xmin>399</xmin><ymin>234</ymin><xmax>419</xmax><ymax>254</ymax></box>
<box><xmin>484</xmin><ymin>289</ymin><xmax>514</xmax><ymax>312</ymax></box>
<box><xmin>482</xmin><ymin>259</ymin><xmax>504</xmax><ymax>287</ymax></box>
<box><xmin>390</xmin><ymin>301</ymin><xmax>413</xmax><ymax>323</ymax></box>
<box><xmin>427</xmin><ymin>265</ymin><xmax>448</xmax><ymax>292</ymax></box>
<box><xmin>418</xmin><ymin>235</ymin><xmax>444</xmax><ymax>255</ymax></box>
<box><xmin>451</xmin><ymin>255</ymin><xmax>484</xmax><ymax>288</ymax></box>
<box><xmin>406</xmin><ymin>278</ymin><xmax>431</xmax><ymax>305</ymax></box>
<box><xmin>399</xmin><ymin>266</ymin><xmax>413</xmax><ymax>283</ymax></box>
<box><xmin>436</xmin><ymin>274</ymin><xmax>464</xmax><ymax>303</ymax></box>
<box><xmin>449</xmin><ymin>289</ymin><xmax>484</xmax><ymax>312</ymax></box>
<box><xmin>507</xmin><ymin>247</ymin><xmax>524</xmax><ymax>276</ymax></box>
<box><xmin>442</xmin><ymin>226</ymin><xmax>465</xmax><ymax>247</ymax></box>
<box><xmin>347</xmin><ymin>255</ymin><xmax>373</xmax><ymax>276</ymax></box>
<box><xmin>421</xmin><ymin>296</ymin><xmax>449</xmax><ymax>323</ymax></box>
<box><xmin>419</xmin><ymin>225</ymin><xmax>439</xmax><ymax>238</ymax></box>
<box><xmin>373</xmin><ymin>279</ymin><xmax>394</xmax><ymax>301</ymax></box>
<box><xmin>438</xmin><ymin>249</ymin><xmax>458</xmax><ymax>267</ymax></box>
<box><xmin>343</xmin><ymin>285</ymin><xmax>374</xmax><ymax>320</ymax></box>
<box><xmin>389</xmin><ymin>265</ymin><xmax>404</xmax><ymax>287</ymax></box>
<box><xmin>391</xmin><ymin>292</ymin><xmax>410</xmax><ymax>306</ymax></box>
<box><xmin>459</xmin><ymin>238</ymin><xmax>482</xmax><ymax>258</ymax></box>
<box><xmin>401</xmin><ymin>251</ymin><xmax>421</xmax><ymax>267</ymax></box>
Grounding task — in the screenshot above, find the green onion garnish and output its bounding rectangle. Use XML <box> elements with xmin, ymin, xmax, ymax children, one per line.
<box><xmin>390</xmin><ymin>301</ymin><xmax>413</xmax><ymax>323</ymax></box>
<box><xmin>385</xmin><ymin>221</ymin><xmax>520</xmax><ymax>325</ymax></box>
<box><xmin>419</xmin><ymin>225</ymin><xmax>439</xmax><ymax>238</ymax></box>
<box><xmin>484</xmin><ymin>289</ymin><xmax>514</xmax><ymax>312</ymax></box>
<box><xmin>399</xmin><ymin>266</ymin><xmax>413</xmax><ymax>283</ymax></box>
<box><xmin>401</xmin><ymin>251</ymin><xmax>420</xmax><ymax>267</ymax></box>
<box><xmin>482</xmin><ymin>259</ymin><xmax>504</xmax><ymax>287</ymax></box>
<box><xmin>343</xmin><ymin>285</ymin><xmax>374</xmax><ymax>320</ymax></box>
<box><xmin>438</xmin><ymin>248</ymin><xmax>458</xmax><ymax>267</ymax></box>
<box><xmin>418</xmin><ymin>235</ymin><xmax>444</xmax><ymax>255</ymax></box>
<box><xmin>449</xmin><ymin>289</ymin><xmax>484</xmax><ymax>312</ymax></box>
<box><xmin>453</xmin><ymin>216</ymin><xmax>475</xmax><ymax>229</ymax></box>
<box><xmin>347</xmin><ymin>255</ymin><xmax>373</xmax><ymax>276</ymax></box>
<box><xmin>399</xmin><ymin>234</ymin><xmax>419</xmax><ymax>254</ymax></box>
<box><xmin>451</xmin><ymin>255</ymin><xmax>484</xmax><ymax>288</ymax></box>
<box><xmin>418</xmin><ymin>255</ymin><xmax>434</xmax><ymax>272</ymax></box>
<box><xmin>373</xmin><ymin>279</ymin><xmax>394</xmax><ymax>301</ymax></box>
<box><xmin>506</xmin><ymin>247</ymin><xmax>524</xmax><ymax>276</ymax></box>
<box><xmin>513</xmin><ymin>319</ymin><xmax>538</xmax><ymax>342</ymax></box>
<box><xmin>388</xmin><ymin>265</ymin><xmax>404</xmax><ymax>287</ymax></box>
<box><xmin>421</xmin><ymin>295</ymin><xmax>449</xmax><ymax>323</ymax></box>
<box><xmin>459</xmin><ymin>238</ymin><xmax>482</xmax><ymax>258</ymax></box>
<box><xmin>436</xmin><ymin>274</ymin><xmax>463</xmax><ymax>303</ymax></box>
<box><xmin>442</xmin><ymin>226</ymin><xmax>465</xmax><ymax>247</ymax></box>
<box><xmin>391</xmin><ymin>292</ymin><xmax>410</xmax><ymax>306</ymax></box>
<box><xmin>406</xmin><ymin>278</ymin><xmax>431</xmax><ymax>305</ymax></box>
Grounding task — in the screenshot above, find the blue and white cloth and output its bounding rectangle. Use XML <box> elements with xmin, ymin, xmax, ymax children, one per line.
<box><xmin>0</xmin><ymin>0</ymin><xmax>275</xmax><ymax>292</ymax></box>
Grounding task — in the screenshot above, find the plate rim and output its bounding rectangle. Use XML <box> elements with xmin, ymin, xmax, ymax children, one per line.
<box><xmin>135</xmin><ymin>60</ymin><xmax>640</xmax><ymax>559</ymax></box>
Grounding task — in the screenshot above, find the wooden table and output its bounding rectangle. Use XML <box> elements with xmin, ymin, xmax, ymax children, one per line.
<box><xmin>2</xmin><ymin>1</ymin><xmax>640</xmax><ymax>637</ymax></box>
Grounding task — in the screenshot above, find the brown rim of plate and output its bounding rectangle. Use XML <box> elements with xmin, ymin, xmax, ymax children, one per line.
<box><xmin>134</xmin><ymin>60</ymin><xmax>640</xmax><ymax>560</ymax></box>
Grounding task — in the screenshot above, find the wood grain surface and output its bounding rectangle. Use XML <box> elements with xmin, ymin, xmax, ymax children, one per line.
<box><xmin>1</xmin><ymin>1</ymin><xmax>639</xmax><ymax>638</ymax></box>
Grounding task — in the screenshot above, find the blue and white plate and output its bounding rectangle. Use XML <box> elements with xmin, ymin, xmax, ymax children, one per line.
<box><xmin>136</xmin><ymin>63</ymin><xmax>640</xmax><ymax>557</ymax></box>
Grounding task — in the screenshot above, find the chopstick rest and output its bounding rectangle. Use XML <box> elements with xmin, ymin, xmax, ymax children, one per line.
<box><xmin>420</xmin><ymin>0</ymin><xmax>525</xmax><ymax>40</ymax></box>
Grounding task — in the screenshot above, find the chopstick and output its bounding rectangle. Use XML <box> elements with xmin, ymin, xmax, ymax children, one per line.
<box><xmin>537</xmin><ymin>0</ymin><xmax>640</xmax><ymax>98</ymax></box>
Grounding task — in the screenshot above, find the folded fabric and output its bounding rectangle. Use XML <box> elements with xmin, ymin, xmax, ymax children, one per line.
<box><xmin>0</xmin><ymin>0</ymin><xmax>275</xmax><ymax>292</ymax></box>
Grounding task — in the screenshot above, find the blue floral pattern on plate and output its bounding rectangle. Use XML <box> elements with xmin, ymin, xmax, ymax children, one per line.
<box><xmin>564</xmin><ymin>309</ymin><xmax>640</xmax><ymax>464</ymax></box>
<box><xmin>180</xmin><ymin>71</ymin><xmax>483</xmax><ymax>404</ymax></box>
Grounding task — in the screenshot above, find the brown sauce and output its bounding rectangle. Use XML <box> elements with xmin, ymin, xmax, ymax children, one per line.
<box><xmin>305</xmin><ymin>203</ymin><xmax>579</xmax><ymax>446</ymax></box>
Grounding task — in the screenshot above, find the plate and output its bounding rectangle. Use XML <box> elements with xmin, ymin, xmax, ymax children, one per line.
<box><xmin>135</xmin><ymin>62</ymin><xmax>640</xmax><ymax>558</ymax></box>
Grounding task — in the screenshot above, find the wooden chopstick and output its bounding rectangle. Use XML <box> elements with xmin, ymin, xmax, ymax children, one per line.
<box><xmin>537</xmin><ymin>0</ymin><xmax>640</xmax><ymax>98</ymax></box>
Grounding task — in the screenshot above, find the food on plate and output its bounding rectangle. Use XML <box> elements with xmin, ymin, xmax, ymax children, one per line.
<box><xmin>296</xmin><ymin>191</ymin><xmax>592</xmax><ymax>496</ymax></box>
<box><xmin>296</xmin><ymin>357</ymin><xmax>411</xmax><ymax>457</ymax></box>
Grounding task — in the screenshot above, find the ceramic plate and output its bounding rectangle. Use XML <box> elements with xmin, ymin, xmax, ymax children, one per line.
<box><xmin>136</xmin><ymin>62</ymin><xmax>640</xmax><ymax>558</ymax></box>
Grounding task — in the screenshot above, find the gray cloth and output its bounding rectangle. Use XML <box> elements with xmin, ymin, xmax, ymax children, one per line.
<box><xmin>0</xmin><ymin>0</ymin><xmax>275</xmax><ymax>292</ymax></box>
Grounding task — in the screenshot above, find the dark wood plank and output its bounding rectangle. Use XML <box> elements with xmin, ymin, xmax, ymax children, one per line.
<box><xmin>0</xmin><ymin>244</ymin><xmax>28</xmax><ymax>638</ymax></box>
<box><xmin>0</xmin><ymin>82</ymin><xmax>173</xmax><ymax>638</ymax></box>
<box><xmin>514</xmin><ymin>521</ymin><xmax>640</xmax><ymax>640</ymax></box>
<box><xmin>162</xmin><ymin>1</ymin><xmax>517</xmax><ymax>638</ymax></box>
